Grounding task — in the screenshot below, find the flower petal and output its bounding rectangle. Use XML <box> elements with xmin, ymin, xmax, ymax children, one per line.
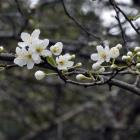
<box><xmin>66</xmin><ymin>61</ymin><xmax>74</xmax><ymax>68</ymax></box>
<box><xmin>96</xmin><ymin>45</ymin><xmax>104</xmax><ymax>53</ymax></box>
<box><xmin>16</xmin><ymin>47</ymin><xmax>21</xmax><ymax>55</ymax></box>
<box><xmin>21</xmin><ymin>32</ymin><xmax>30</xmax><ymax>42</ymax></box>
<box><xmin>41</xmin><ymin>50</ymin><xmax>52</xmax><ymax>57</ymax></box>
<box><xmin>31</xmin><ymin>29</ymin><xmax>40</xmax><ymax>38</ymax></box>
<box><xmin>105</xmin><ymin>45</ymin><xmax>110</xmax><ymax>52</ymax></box>
<box><xmin>27</xmin><ymin>61</ymin><xmax>34</xmax><ymax>69</ymax></box>
<box><xmin>91</xmin><ymin>53</ymin><xmax>98</xmax><ymax>61</ymax></box>
<box><xmin>18</xmin><ymin>42</ymin><xmax>27</xmax><ymax>48</ymax></box>
<box><xmin>32</xmin><ymin>53</ymin><xmax>41</xmax><ymax>64</ymax></box>
<box><xmin>14</xmin><ymin>58</ymin><xmax>26</xmax><ymax>66</ymax></box>
<box><xmin>41</xmin><ymin>39</ymin><xmax>49</xmax><ymax>48</ymax></box>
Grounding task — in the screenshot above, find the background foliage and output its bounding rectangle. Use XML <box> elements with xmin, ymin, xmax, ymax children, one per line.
<box><xmin>0</xmin><ymin>0</ymin><xmax>140</xmax><ymax>140</ymax></box>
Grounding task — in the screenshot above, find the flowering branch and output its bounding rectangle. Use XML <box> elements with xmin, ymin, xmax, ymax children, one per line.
<box><xmin>0</xmin><ymin>28</ymin><xmax>140</xmax><ymax>95</ymax></box>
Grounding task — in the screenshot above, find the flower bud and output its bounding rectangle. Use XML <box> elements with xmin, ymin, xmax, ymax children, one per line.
<box><xmin>115</xmin><ymin>44</ymin><xmax>122</xmax><ymax>49</ymax></box>
<box><xmin>127</xmin><ymin>51</ymin><xmax>133</xmax><ymax>57</ymax></box>
<box><xmin>92</xmin><ymin>62</ymin><xmax>101</xmax><ymax>71</ymax></box>
<box><xmin>76</xmin><ymin>62</ymin><xmax>82</xmax><ymax>67</ymax></box>
<box><xmin>111</xmin><ymin>64</ymin><xmax>117</xmax><ymax>69</ymax></box>
<box><xmin>137</xmin><ymin>52</ymin><xmax>140</xmax><ymax>57</ymax></box>
<box><xmin>71</xmin><ymin>54</ymin><xmax>76</xmax><ymax>59</ymax></box>
<box><xmin>76</xmin><ymin>74</ymin><xmax>89</xmax><ymax>81</ymax></box>
<box><xmin>35</xmin><ymin>70</ymin><xmax>46</xmax><ymax>80</ymax></box>
<box><xmin>98</xmin><ymin>67</ymin><xmax>105</xmax><ymax>73</ymax></box>
<box><xmin>0</xmin><ymin>46</ymin><xmax>4</xmax><ymax>52</ymax></box>
<box><xmin>134</xmin><ymin>47</ymin><xmax>140</xmax><ymax>52</ymax></box>
<box><xmin>136</xmin><ymin>63</ymin><xmax>140</xmax><ymax>69</ymax></box>
<box><xmin>122</xmin><ymin>55</ymin><xmax>131</xmax><ymax>61</ymax></box>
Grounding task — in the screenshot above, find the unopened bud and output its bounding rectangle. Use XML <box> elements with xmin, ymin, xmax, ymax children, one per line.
<box><xmin>136</xmin><ymin>63</ymin><xmax>140</xmax><ymax>69</ymax></box>
<box><xmin>0</xmin><ymin>46</ymin><xmax>4</xmax><ymax>52</ymax></box>
<box><xmin>98</xmin><ymin>67</ymin><xmax>105</xmax><ymax>73</ymax></box>
<box><xmin>137</xmin><ymin>52</ymin><xmax>140</xmax><ymax>57</ymax></box>
<box><xmin>134</xmin><ymin>47</ymin><xmax>140</xmax><ymax>52</ymax></box>
<box><xmin>111</xmin><ymin>64</ymin><xmax>117</xmax><ymax>69</ymax></box>
<box><xmin>122</xmin><ymin>55</ymin><xmax>131</xmax><ymax>61</ymax></box>
<box><xmin>76</xmin><ymin>74</ymin><xmax>90</xmax><ymax>81</ymax></box>
<box><xmin>127</xmin><ymin>51</ymin><xmax>133</xmax><ymax>57</ymax></box>
<box><xmin>35</xmin><ymin>70</ymin><xmax>46</xmax><ymax>80</ymax></box>
<box><xmin>71</xmin><ymin>54</ymin><xmax>76</xmax><ymax>59</ymax></box>
<box><xmin>92</xmin><ymin>62</ymin><xmax>101</xmax><ymax>71</ymax></box>
<box><xmin>115</xmin><ymin>44</ymin><xmax>122</xmax><ymax>49</ymax></box>
<box><xmin>76</xmin><ymin>62</ymin><xmax>82</xmax><ymax>67</ymax></box>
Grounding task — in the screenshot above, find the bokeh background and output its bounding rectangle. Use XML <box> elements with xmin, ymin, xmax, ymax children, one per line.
<box><xmin>0</xmin><ymin>0</ymin><xmax>140</xmax><ymax>140</ymax></box>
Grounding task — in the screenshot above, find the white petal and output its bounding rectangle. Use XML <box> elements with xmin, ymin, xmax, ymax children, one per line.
<box><xmin>92</xmin><ymin>62</ymin><xmax>101</xmax><ymax>70</ymax></box>
<box><xmin>16</xmin><ymin>47</ymin><xmax>21</xmax><ymax>54</ymax></box>
<box><xmin>31</xmin><ymin>29</ymin><xmax>40</xmax><ymax>38</ymax></box>
<box><xmin>66</xmin><ymin>61</ymin><xmax>74</xmax><ymax>68</ymax></box>
<box><xmin>96</xmin><ymin>45</ymin><xmax>104</xmax><ymax>53</ymax></box>
<box><xmin>27</xmin><ymin>61</ymin><xmax>34</xmax><ymax>69</ymax></box>
<box><xmin>56</xmin><ymin>42</ymin><xmax>63</xmax><ymax>48</ymax></box>
<box><xmin>14</xmin><ymin>58</ymin><xmax>26</xmax><ymax>66</ymax></box>
<box><xmin>32</xmin><ymin>53</ymin><xmax>41</xmax><ymax>64</ymax></box>
<box><xmin>57</xmin><ymin>65</ymin><xmax>67</xmax><ymax>70</ymax></box>
<box><xmin>63</xmin><ymin>53</ymin><xmax>71</xmax><ymax>60</ymax></box>
<box><xmin>105</xmin><ymin>57</ymin><xmax>110</xmax><ymax>62</ymax></box>
<box><xmin>18</xmin><ymin>42</ymin><xmax>27</xmax><ymax>47</ymax></box>
<box><xmin>41</xmin><ymin>39</ymin><xmax>49</xmax><ymax>48</ymax></box>
<box><xmin>91</xmin><ymin>53</ymin><xmax>98</xmax><ymax>61</ymax></box>
<box><xmin>41</xmin><ymin>50</ymin><xmax>52</xmax><ymax>57</ymax></box>
<box><xmin>105</xmin><ymin>45</ymin><xmax>110</xmax><ymax>52</ymax></box>
<box><xmin>21</xmin><ymin>32</ymin><xmax>30</xmax><ymax>42</ymax></box>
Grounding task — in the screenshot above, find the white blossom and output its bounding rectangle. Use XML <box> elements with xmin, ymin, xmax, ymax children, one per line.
<box><xmin>31</xmin><ymin>39</ymin><xmax>51</xmax><ymax>63</ymax></box>
<box><xmin>56</xmin><ymin>54</ymin><xmax>74</xmax><ymax>70</ymax></box>
<box><xmin>35</xmin><ymin>70</ymin><xmax>46</xmax><ymax>80</ymax></box>
<box><xmin>14</xmin><ymin>29</ymin><xmax>53</xmax><ymax>70</ymax></box>
<box><xmin>14</xmin><ymin>47</ymin><xmax>35</xmax><ymax>69</ymax></box>
<box><xmin>91</xmin><ymin>45</ymin><xmax>110</xmax><ymax>63</ymax></box>
<box><xmin>50</xmin><ymin>42</ymin><xmax>63</xmax><ymax>56</ymax></box>
<box><xmin>18</xmin><ymin>29</ymin><xmax>40</xmax><ymax>47</ymax></box>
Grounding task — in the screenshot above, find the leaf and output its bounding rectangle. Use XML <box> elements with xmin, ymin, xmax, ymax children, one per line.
<box><xmin>46</xmin><ymin>56</ymin><xmax>56</xmax><ymax>67</ymax></box>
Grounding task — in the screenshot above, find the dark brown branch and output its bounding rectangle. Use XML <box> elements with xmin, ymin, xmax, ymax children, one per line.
<box><xmin>61</xmin><ymin>0</ymin><xmax>103</xmax><ymax>43</ymax></box>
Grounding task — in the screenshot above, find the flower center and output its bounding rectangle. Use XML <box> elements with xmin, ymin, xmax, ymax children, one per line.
<box><xmin>27</xmin><ymin>54</ymin><xmax>32</xmax><ymax>59</ymax></box>
<box><xmin>53</xmin><ymin>47</ymin><xmax>58</xmax><ymax>53</ymax></box>
<box><xmin>100</xmin><ymin>52</ymin><xmax>107</xmax><ymax>60</ymax></box>
<box><xmin>59</xmin><ymin>60</ymin><xmax>64</xmax><ymax>65</ymax></box>
<box><xmin>36</xmin><ymin>47</ymin><xmax>42</xmax><ymax>53</ymax></box>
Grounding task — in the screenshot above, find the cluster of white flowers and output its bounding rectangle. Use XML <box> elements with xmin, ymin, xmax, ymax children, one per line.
<box><xmin>14</xmin><ymin>29</ymin><xmax>51</xmax><ymax>69</ymax></box>
<box><xmin>14</xmin><ymin>29</ymin><xmax>75</xmax><ymax>72</ymax></box>
<box><xmin>50</xmin><ymin>42</ymin><xmax>75</xmax><ymax>70</ymax></box>
<box><xmin>90</xmin><ymin>44</ymin><xmax>122</xmax><ymax>72</ymax></box>
<box><xmin>14</xmin><ymin>29</ymin><xmax>128</xmax><ymax>81</ymax></box>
